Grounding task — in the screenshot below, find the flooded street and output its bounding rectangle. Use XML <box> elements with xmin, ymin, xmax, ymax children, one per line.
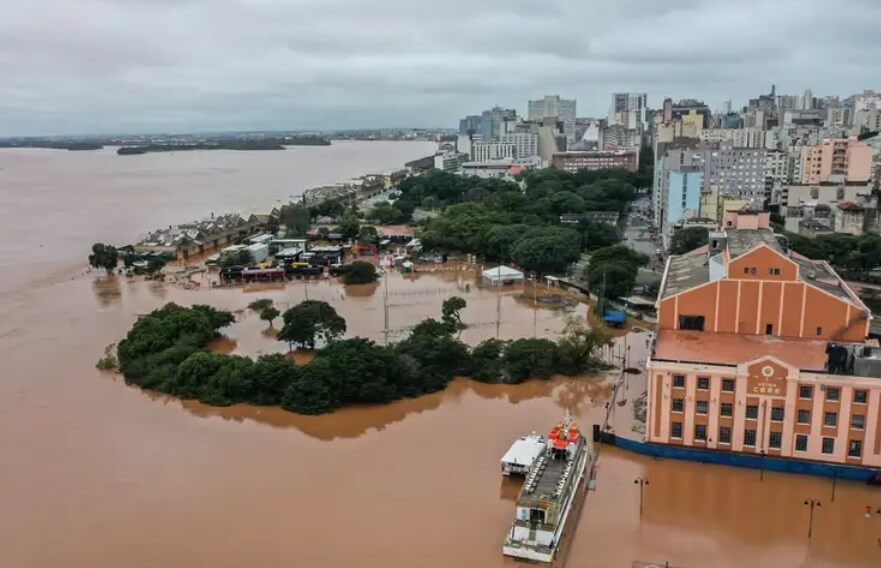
<box><xmin>1</xmin><ymin>147</ymin><xmax>880</xmax><ymax>567</ymax></box>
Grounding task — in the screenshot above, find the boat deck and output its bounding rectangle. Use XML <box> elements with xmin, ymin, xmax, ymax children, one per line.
<box><xmin>533</xmin><ymin>456</ymin><xmax>567</xmax><ymax>497</ymax></box>
<box><xmin>519</xmin><ymin>443</ymin><xmax>584</xmax><ymax>509</ymax></box>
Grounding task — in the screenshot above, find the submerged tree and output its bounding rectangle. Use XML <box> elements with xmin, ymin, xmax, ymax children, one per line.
<box><xmin>89</xmin><ymin>243</ymin><xmax>119</xmax><ymax>274</ymax></box>
<box><xmin>248</xmin><ymin>298</ymin><xmax>274</xmax><ymax>311</ymax></box>
<box><xmin>260</xmin><ymin>306</ymin><xmax>280</xmax><ymax>328</ymax></box>
<box><xmin>441</xmin><ymin>296</ymin><xmax>467</xmax><ymax>330</ymax></box>
<box><xmin>278</xmin><ymin>300</ymin><xmax>347</xmax><ymax>350</ymax></box>
<box><xmin>342</xmin><ymin>261</ymin><xmax>377</xmax><ymax>285</ymax></box>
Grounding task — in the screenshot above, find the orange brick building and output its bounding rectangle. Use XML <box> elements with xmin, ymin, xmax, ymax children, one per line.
<box><xmin>647</xmin><ymin>221</ymin><xmax>881</xmax><ymax>468</ymax></box>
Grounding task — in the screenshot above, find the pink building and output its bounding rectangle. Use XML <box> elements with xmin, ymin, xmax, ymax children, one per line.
<box><xmin>800</xmin><ymin>138</ymin><xmax>873</xmax><ymax>184</ymax></box>
<box><xmin>647</xmin><ymin>227</ymin><xmax>881</xmax><ymax>468</ymax></box>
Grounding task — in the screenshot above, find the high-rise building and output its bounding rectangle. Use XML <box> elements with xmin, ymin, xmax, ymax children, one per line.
<box><xmin>499</xmin><ymin>132</ymin><xmax>539</xmax><ymax>159</ymax></box>
<box><xmin>665</xmin><ymin>167</ymin><xmax>704</xmax><ymax>226</ymax></box>
<box><xmin>528</xmin><ymin>95</ymin><xmax>576</xmax><ymax>143</ymax></box>
<box><xmin>801</xmin><ymin>89</ymin><xmax>814</xmax><ymax>110</ymax></box>
<box><xmin>470</xmin><ymin>142</ymin><xmax>516</xmax><ymax>162</ymax></box>
<box><xmin>609</xmin><ymin>92</ymin><xmax>648</xmax><ymax>128</ymax></box>
<box><xmin>458</xmin><ymin>107</ymin><xmax>517</xmax><ymax>141</ymax></box>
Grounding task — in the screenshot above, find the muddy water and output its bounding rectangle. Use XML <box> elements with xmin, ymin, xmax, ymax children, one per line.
<box><xmin>2</xmin><ymin>147</ymin><xmax>881</xmax><ymax>567</ymax></box>
<box><xmin>0</xmin><ymin>141</ymin><xmax>436</xmax><ymax>297</ymax></box>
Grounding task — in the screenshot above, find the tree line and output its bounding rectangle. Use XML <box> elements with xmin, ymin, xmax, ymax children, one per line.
<box><xmin>379</xmin><ymin>168</ymin><xmax>642</xmax><ymax>274</ymax></box>
<box><xmin>115</xmin><ymin>300</ymin><xmax>613</xmax><ymax>415</ymax></box>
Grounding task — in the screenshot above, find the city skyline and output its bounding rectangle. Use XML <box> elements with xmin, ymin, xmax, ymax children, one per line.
<box><xmin>2</xmin><ymin>0</ymin><xmax>880</xmax><ymax>136</ymax></box>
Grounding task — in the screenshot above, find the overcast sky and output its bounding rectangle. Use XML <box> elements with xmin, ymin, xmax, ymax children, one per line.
<box><xmin>2</xmin><ymin>0</ymin><xmax>880</xmax><ymax>136</ymax></box>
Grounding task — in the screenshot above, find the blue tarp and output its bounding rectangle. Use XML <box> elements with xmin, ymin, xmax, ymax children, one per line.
<box><xmin>603</xmin><ymin>310</ymin><xmax>626</xmax><ymax>324</ymax></box>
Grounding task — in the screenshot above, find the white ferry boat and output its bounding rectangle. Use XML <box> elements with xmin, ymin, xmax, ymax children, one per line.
<box><xmin>500</xmin><ymin>432</ymin><xmax>546</xmax><ymax>476</ymax></box>
<box><xmin>502</xmin><ymin>419</ymin><xmax>590</xmax><ymax>564</ymax></box>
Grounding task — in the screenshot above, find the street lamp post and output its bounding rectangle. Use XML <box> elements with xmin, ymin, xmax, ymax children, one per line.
<box><xmin>760</xmin><ymin>449</ymin><xmax>766</xmax><ymax>481</ymax></box>
<box><xmin>803</xmin><ymin>499</ymin><xmax>821</xmax><ymax>539</ymax></box>
<box><xmin>634</xmin><ymin>477</ymin><xmax>649</xmax><ymax>519</ymax></box>
<box><xmin>831</xmin><ymin>470</ymin><xmax>837</xmax><ymax>503</ymax></box>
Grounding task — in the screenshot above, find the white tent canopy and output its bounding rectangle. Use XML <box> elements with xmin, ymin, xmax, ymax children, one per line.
<box><xmin>482</xmin><ymin>265</ymin><xmax>524</xmax><ymax>286</ymax></box>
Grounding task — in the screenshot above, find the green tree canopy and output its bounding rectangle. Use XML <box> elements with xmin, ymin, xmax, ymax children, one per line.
<box><xmin>219</xmin><ymin>249</ymin><xmax>255</xmax><ymax>268</ymax></box>
<box><xmin>441</xmin><ymin>296</ymin><xmax>467</xmax><ymax>330</ymax></box>
<box><xmin>342</xmin><ymin>260</ymin><xmax>377</xmax><ymax>284</ymax></box>
<box><xmin>89</xmin><ymin>243</ymin><xmax>119</xmax><ymax>273</ymax></box>
<box><xmin>586</xmin><ymin>245</ymin><xmax>649</xmax><ymax>299</ymax></box>
<box><xmin>260</xmin><ymin>306</ymin><xmax>280</xmax><ymax>327</ymax></box>
<box><xmin>337</xmin><ymin>211</ymin><xmax>361</xmax><ymax>240</ymax></box>
<box><xmin>248</xmin><ymin>298</ymin><xmax>274</xmax><ymax>311</ymax></box>
<box><xmin>510</xmin><ymin>227</ymin><xmax>581</xmax><ymax>274</ymax></box>
<box><xmin>670</xmin><ymin>227</ymin><xmax>709</xmax><ymax>255</ymax></box>
<box><xmin>367</xmin><ymin>203</ymin><xmax>404</xmax><ymax>225</ymax></box>
<box><xmin>278</xmin><ymin>300</ymin><xmax>347</xmax><ymax>350</ymax></box>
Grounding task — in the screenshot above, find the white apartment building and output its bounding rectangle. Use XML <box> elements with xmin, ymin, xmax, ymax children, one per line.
<box><xmin>471</xmin><ymin>142</ymin><xmax>516</xmax><ymax>162</ymax></box>
<box><xmin>528</xmin><ymin>95</ymin><xmax>576</xmax><ymax>142</ymax></box>
<box><xmin>700</xmin><ymin>128</ymin><xmax>768</xmax><ymax>149</ymax></box>
<box><xmin>499</xmin><ymin>132</ymin><xmax>539</xmax><ymax>159</ymax></box>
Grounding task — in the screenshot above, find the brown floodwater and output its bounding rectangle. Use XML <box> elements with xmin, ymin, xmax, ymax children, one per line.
<box><xmin>1</xmin><ymin>147</ymin><xmax>880</xmax><ymax>568</ymax></box>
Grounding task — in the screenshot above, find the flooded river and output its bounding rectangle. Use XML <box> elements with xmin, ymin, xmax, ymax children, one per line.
<box><xmin>1</xmin><ymin>145</ymin><xmax>880</xmax><ymax>567</ymax></box>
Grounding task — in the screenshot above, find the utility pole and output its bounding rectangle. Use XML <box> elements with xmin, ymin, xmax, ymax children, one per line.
<box><xmin>831</xmin><ymin>470</ymin><xmax>838</xmax><ymax>503</ymax></box>
<box><xmin>634</xmin><ymin>477</ymin><xmax>649</xmax><ymax>519</ymax></box>
<box><xmin>495</xmin><ymin>265</ymin><xmax>502</xmax><ymax>339</ymax></box>
<box><xmin>531</xmin><ymin>272</ymin><xmax>537</xmax><ymax>338</ymax></box>
<box><xmin>803</xmin><ymin>499</ymin><xmax>821</xmax><ymax>539</ymax></box>
<box><xmin>383</xmin><ymin>271</ymin><xmax>390</xmax><ymax>345</ymax></box>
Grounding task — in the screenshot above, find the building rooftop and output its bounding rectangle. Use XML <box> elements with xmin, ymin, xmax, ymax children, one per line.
<box><xmin>726</xmin><ymin>229</ymin><xmax>780</xmax><ymax>259</ymax></box>
<box><xmin>660</xmin><ymin>228</ymin><xmax>860</xmax><ymax>304</ymax></box>
<box><xmin>653</xmin><ymin>329</ymin><xmax>832</xmax><ymax>370</ymax></box>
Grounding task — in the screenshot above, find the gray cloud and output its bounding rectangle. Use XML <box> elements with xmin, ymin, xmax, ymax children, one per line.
<box><xmin>1</xmin><ymin>0</ymin><xmax>879</xmax><ymax>135</ymax></box>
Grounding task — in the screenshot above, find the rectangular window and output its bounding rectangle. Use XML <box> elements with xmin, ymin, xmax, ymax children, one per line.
<box><xmin>697</xmin><ymin>377</ymin><xmax>710</xmax><ymax>390</ymax></box>
<box><xmin>816</xmin><ymin>327</ymin><xmax>822</xmax><ymax>336</ymax></box>
<box><xmin>771</xmin><ymin>407</ymin><xmax>784</xmax><ymax>421</ymax></box>
<box><xmin>696</xmin><ymin>400</ymin><xmax>708</xmax><ymax>414</ymax></box>
<box><xmin>854</xmin><ymin>389</ymin><xmax>867</xmax><ymax>404</ymax></box>
<box><xmin>769</xmin><ymin>431</ymin><xmax>782</xmax><ymax>449</ymax></box>
<box><xmin>673</xmin><ymin>375</ymin><xmax>685</xmax><ymax>388</ymax></box>
<box><xmin>826</xmin><ymin>387</ymin><xmax>840</xmax><ymax>401</ymax></box>
<box><xmin>720</xmin><ymin>403</ymin><xmax>733</xmax><ymax>417</ymax></box>
<box><xmin>694</xmin><ymin>424</ymin><xmax>707</xmax><ymax>441</ymax></box>
<box><xmin>799</xmin><ymin>385</ymin><xmax>813</xmax><ymax>399</ymax></box>
<box><xmin>769</xmin><ymin>268</ymin><xmax>781</xmax><ymax>276</ymax></box>
<box><xmin>678</xmin><ymin>315</ymin><xmax>705</xmax><ymax>331</ymax></box>
<box><xmin>743</xmin><ymin>267</ymin><xmax>750</xmax><ymax>274</ymax></box>
<box><xmin>822</xmin><ymin>437</ymin><xmax>835</xmax><ymax>454</ymax></box>
<box><xmin>848</xmin><ymin>439</ymin><xmax>862</xmax><ymax>458</ymax></box>
<box><xmin>851</xmin><ymin>414</ymin><xmax>865</xmax><ymax>430</ymax></box>
<box><xmin>719</xmin><ymin>426</ymin><xmax>731</xmax><ymax>444</ymax></box>
<box><xmin>797</xmin><ymin>409</ymin><xmax>811</xmax><ymax>424</ymax></box>
<box><xmin>672</xmin><ymin>398</ymin><xmax>684</xmax><ymax>412</ymax></box>
<box><xmin>744</xmin><ymin>429</ymin><xmax>757</xmax><ymax>446</ymax></box>
<box><xmin>765</xmin><ymin>323</ymin><xmax>774</xmax><ymax>335</ymax></box>
<box><xmin>671</xmin><ymin>422</ymin><xmax>683</xmax><ymax>439</ymax></box>
<box><xmin>722</xmin><ymin>379</ymin><xmax>735</xmax><ymax>392</ymax></box>
<box><xmin>746</xmin><ymin>405</ymin><xmax>758</xmax><ymax>419</ymax></box>
<box><xmin>824</xmin><ymin>412</ymin><xmax>837</xmax><ymax>427</ymax></box>
<box><xmin>749</xmin><ymin>267</ymin><xmax>757</xmax><ymax>275</ymax></box>
<box><xmin>795</xmin><ymin>434</ymin><xmax>808</xmax><ymax>452</ymax></box>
